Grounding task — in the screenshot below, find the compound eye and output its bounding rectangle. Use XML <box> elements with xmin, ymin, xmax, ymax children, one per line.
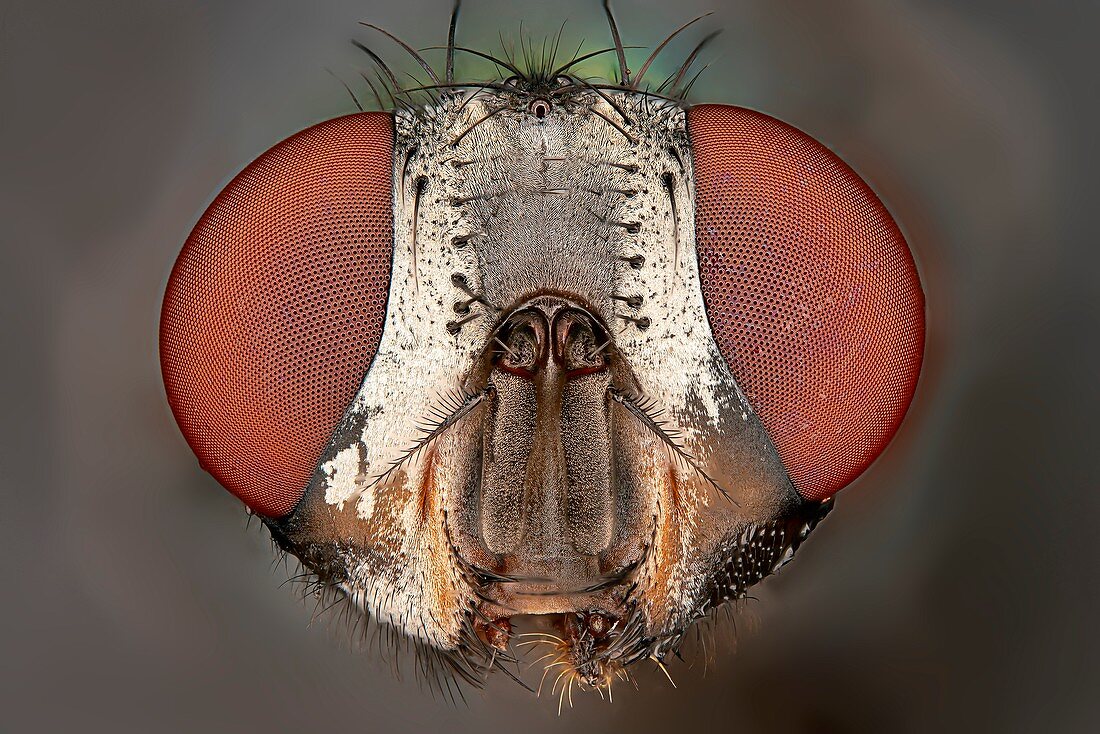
<box><xmin>689</xmin><ymin>105</ymin><xmax>925</xmax><ymax>502</ymax></box>
<box><xmin>160</xmin><ymin>113</ymin><xmax>394</xmax><ymax>517</ymax></box>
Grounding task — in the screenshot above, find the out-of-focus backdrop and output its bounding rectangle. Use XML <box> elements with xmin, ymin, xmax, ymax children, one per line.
<box><xmin>2</xmin><ymin>1</ymin><xmax>1096</xmax><ymax>731</ymax></box>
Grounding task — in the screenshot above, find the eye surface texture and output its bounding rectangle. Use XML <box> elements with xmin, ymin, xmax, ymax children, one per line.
<box><xmin>689</xmin><ymin>104</ymin><xmax>925</xmax><ymax>501</ymax></box>
<box><xmin>160</xmin><ymin>112</ymin><xmax>394</xmax><ymax>518</ymax></box>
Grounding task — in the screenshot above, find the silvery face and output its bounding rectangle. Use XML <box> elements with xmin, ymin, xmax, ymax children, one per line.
<box><xmin>264</xmin><ymin>79</ymin><xmax>830</xmax><ymax>693</ymax></box>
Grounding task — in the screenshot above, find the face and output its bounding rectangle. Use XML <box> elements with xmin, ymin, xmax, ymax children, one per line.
<box><xmin>160</xmin><ymin>4</ymin><xmax>924</xmax><ymax>699</ymax></box>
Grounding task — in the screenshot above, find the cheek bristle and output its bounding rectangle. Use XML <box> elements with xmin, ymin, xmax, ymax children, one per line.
<box><xmin>689</xmin><ymin>104</ymin><xmax>925</xmax><ymax>501</ymax></box>
<box><xmin>160</xmin><ymin>112</ymin><xmax>394</xmax><ymax>517</ymax></box>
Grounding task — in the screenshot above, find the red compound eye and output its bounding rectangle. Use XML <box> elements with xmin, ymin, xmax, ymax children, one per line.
<box><xmin>689</xmin><ymin>104</ymin><xmax>924</xmax><ymax>502</ymax></box>
<box><xmin>160</xmin><ymin>112</ymin><xmax>394</xmax><ymax>518</ymax></box>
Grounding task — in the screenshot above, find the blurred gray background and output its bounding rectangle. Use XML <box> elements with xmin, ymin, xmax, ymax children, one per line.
<box><xmin>2</xmin><ymin>0</ymin><xmax>1097</xmax><ymax>731</ymax></box>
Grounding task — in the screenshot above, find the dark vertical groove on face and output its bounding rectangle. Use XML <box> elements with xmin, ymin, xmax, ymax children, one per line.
<box><xmin>662</xmin><ymin>171</ymin><xmax>680</xmax><ymax>276</ymax></box>
<box><xmin>411</xmin><ymin>175</ymin><xmax>427</xmax><ymax>293</ymax></box>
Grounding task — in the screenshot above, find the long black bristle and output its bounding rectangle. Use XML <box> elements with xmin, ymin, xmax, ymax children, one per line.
<box><xmin>424</xmin><ymin>44</ymin><xmax>526</xmax><ymax>80</ymax></box>
<box><xmin>447</xmin><ymin>0</ymin><xmax>461</xmax><ymax>84</ymax></box>
<box><xmin>603</xmin><ymin>0</ymin><xmax>631</xmax><ymax>85</ymax></box>
<box><xmin>360</xmin><ymin>21</ymin><xmax>441</xmax><ymax>85</ymax></box>
<box><xmin>669</xmin><ymin>29</ymin><xmax>722</xmax><ymax>96</ymax></box>
<box><xmin>325</xmin><ymin>68</ymin><xmax>364</xmax><ymax>111</ymax></box>
<box><xmin>632</xmin><ymin>14</ymin><xmax>711</xmax><ymax>91</ymax></box>
<box><xmin>359</xmin><ymin>71</ymin><xmax>385</xmax><ymax>109</ymax></box>
<box><xmin>351</xmin><ymin>39</ymin><xmax>404</xmax><ymax>96</ymax></box>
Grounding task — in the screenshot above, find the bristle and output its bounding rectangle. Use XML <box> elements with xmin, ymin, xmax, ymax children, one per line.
<box><xmin>632</xmin><ymin>14</ymin><xmax>711</xmax><ymax>91</ymax></box>
<box><xmin>603</xmin><ymin>0</ymin><xmax>631</xmax><ymax>85</ymax></box>
<box><xmin>360</xmin><ymin>21</ymin><xmax>441</xmax><ymax>85</ymax></box>
<box><xmin>325</xmin><ymin>68</ymin><xmax>364</xmax><ymax>111</ymax></box>
<box><xmin>446</xmin><ymin>1</ymin><xmax>461</xmax><ymax>83</ymax></box>
<box><xmin>342</xmin><ymin>8</ymin><xmax>715</xmax><ymax>115</ymax></box>
<box><xmin>359</xmin><ymin>71</ymin><xmax>385</xmax><ymax>109</ymax></box>
<box><xmin>350</xmin><ymin>40</ymin><xmax>404</xmax><ymax>97</ymax></box>
<box><xmin>424</xmin><ymin>44</ymin><xmax>525</xmax><ymax>80</ymax></box>
<box><xmin>669</xmin><ymin>29</ymin><xmax>721</xmax><ymax>96</ymax></box>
